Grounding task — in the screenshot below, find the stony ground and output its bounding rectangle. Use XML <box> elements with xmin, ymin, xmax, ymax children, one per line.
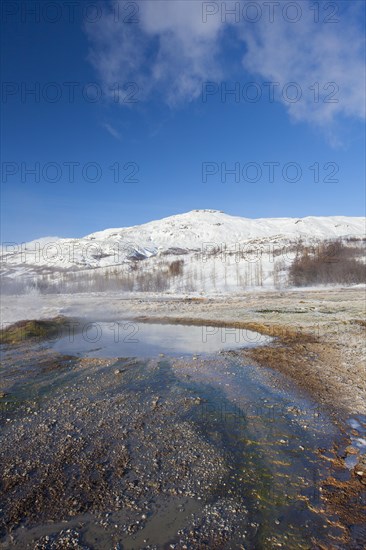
<box><xmin>0</xmin><ymin>352</ymin><xmax>252</xmax><ymax>549</ymax></box>
<box><xmin>1</xmin><ymin>345</ymin><xmax>365</xmax><ymax>549</ymax></box>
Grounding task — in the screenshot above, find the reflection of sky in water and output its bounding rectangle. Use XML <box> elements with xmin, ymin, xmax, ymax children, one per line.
<box><xmin>51</xmin><ymin>321</ymin><xmax>272</xmax><ymax>358</ymax></box>
<box><xmin>346</xmin><ymin>415</ymin><xmax>366</xmax><ymax>468</ymax></box>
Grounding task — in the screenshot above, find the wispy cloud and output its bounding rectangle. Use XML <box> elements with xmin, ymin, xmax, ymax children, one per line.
<box><xmin>84</xmin><ymin>0</ymin><xmax>224</xmax><ymax>105</ymax></box>
<box><xmin>102</xmin><ymin>122</ymin><xmax>122</xmax><ymax>140</ymax></box>
<box><xmin>85</xmin><ymin>0</ymin><xmax>365</xmax><ymax>139</ymax></box>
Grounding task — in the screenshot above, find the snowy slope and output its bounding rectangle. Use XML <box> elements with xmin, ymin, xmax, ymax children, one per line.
<box><xmin>1</xmin><ymin>210</ymin><xmax>365</xmax><ymax>293</ymax></box>
<box><xmin>85</xmin><ymin>209</ymin><xmax>365</xmax><ymax>247</ymax></box>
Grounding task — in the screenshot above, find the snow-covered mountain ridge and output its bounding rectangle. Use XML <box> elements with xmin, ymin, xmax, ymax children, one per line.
<box><xmin>1</xmin><ymin>210</ymin><xmax>365</xmax><ymax>293</ymax></box>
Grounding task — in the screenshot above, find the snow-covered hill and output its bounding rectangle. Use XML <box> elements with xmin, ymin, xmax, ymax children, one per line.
<box><xmin>1</xmin><ymin>210</ymin><xmax>365</xmax><ymax>294</ymax></box>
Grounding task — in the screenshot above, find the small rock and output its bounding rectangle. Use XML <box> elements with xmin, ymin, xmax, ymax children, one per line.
<box><xmin>151</xmin><ymin>396</ymin><xmax>160</xmax><ymax>409</ymax></box>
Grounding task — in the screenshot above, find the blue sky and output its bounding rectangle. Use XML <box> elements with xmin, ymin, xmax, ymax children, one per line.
<box><xmin>1</xmin><ymin>0</ymin><xmax>365</xmax><ymax>242</ymax></box>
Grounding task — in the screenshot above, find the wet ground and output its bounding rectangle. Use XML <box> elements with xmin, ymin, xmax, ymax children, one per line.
<box><xmin>0</xmin><ymin>320</ymin><xmax>365</xmax><ymax>549</ymax></box>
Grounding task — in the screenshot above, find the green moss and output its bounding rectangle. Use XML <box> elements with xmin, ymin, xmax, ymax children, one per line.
<box><xmin>0</xmin><ymin>316</ymin><xmax>70</xmax><ymax>345</ymax></box>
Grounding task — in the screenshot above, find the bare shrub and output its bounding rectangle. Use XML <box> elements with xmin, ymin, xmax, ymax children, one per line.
<box><xmin>169</xmin><ymin>260</ymin><xmax>184</xmax><ymax>277</ymax></box>
<box><xmin>289</xmin><ymin>240</ymin><xmax>366</xmax><ymax>286</ymax></box>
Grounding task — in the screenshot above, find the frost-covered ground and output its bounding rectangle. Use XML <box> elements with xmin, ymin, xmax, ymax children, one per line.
<box><xmin>0</xmin><ymin>285</ymin><xmax>364</xmax><ymax>327</ymax></box>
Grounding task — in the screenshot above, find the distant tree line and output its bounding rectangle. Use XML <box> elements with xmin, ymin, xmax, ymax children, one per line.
<box><xmin>0</xmin><ymin>259</ymin><xmax>185</xmax><ymax>295</ymax></box>
<box><xmin>1</xmin><ymin>240</ymin><xmax>365</xmax><ymax>294</ymax></box>
<box><xmin>289</xmin><ymin>240</ymin><xmax>366</xmax><ymax>286</ymax></box>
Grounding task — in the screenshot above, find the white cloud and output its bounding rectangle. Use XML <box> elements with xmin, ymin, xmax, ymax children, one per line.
<box><xmin>240</xmin><ymin>0</ymin><xmax>366</xmax><ymax>130</ymax></box>
<box><xmin>84</xmin><ymin>0</ymin><xmax>224</xmax><ymax>105</ymax></box>
<box><xmin>85</xmin><ymin>0</ymin><xmax>365</xmax><ymax>136</ymax></box>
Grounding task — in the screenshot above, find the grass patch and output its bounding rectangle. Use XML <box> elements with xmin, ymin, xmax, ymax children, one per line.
<box><xmin>0</xmin><ymin>316</ymin><xmax>71</xmax><ymax>345</ymax></box>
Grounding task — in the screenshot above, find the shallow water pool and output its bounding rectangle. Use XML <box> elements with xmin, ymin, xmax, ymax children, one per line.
<box><xmin>50</xmin><ymin>320</ymin><xmax>272</xmax><ymax>357</ymax></box>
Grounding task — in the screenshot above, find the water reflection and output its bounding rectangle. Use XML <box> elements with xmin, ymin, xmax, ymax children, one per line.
<box><xmin>50</xmin><ymin>321</ymin><xmax>272</xmax><ymax>357</ymax></box>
